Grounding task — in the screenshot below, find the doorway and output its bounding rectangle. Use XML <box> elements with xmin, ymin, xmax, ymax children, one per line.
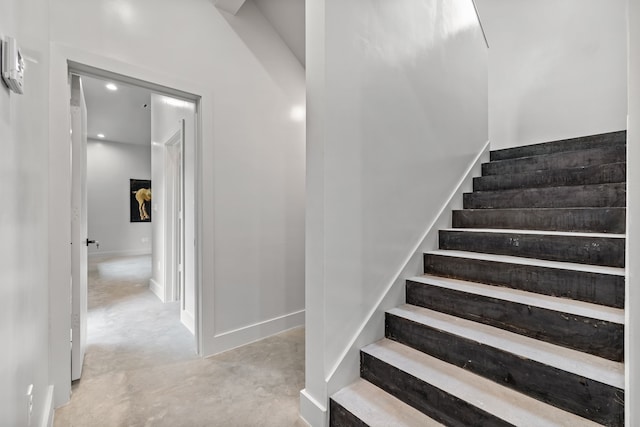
<box><xmin>69</xmin><ymin>68</ymin><xmax>199</xmax><ymax>380</ymax></box>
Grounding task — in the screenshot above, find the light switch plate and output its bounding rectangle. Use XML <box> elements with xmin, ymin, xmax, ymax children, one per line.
<box><xmin>2</xmin><ymin>36</ymin><xmax>24</xmax><ymax>94</ymax></box>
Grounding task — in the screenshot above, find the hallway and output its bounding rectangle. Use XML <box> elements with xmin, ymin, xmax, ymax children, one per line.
<box><xmin>54</xmin><ymin>256</ymin><xmax>305</xmax><ymax>427</ymax></box>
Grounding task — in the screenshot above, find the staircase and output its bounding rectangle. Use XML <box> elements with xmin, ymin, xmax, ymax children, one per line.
<box><xmin>330</xmin><ymin>131</ymin><xmax>626</xmax><ymax>427</ymax></box>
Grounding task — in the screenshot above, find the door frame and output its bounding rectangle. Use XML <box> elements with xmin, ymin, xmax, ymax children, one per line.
<box><xmin>69</xmin><ymin>68</ymin><xmax>199</xmax><ymax>368</ymax></box>
<box><xmin>48</xmin><ymin>44</ymin><xmax>211</xmax><ymax>407</ymax></box>
<box><xmin>69</xmin><ymin>74</ymin><xmax>88</xmax><ymax>381</ymax></box>
<box><xmin>163</xmin><ymin>124</ymin><xmax>185</xmax><ymax>305</ymax></box>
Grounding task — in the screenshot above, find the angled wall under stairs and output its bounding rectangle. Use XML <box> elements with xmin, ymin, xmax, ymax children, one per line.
<box><xmin>330</xmin><ymin>130</ymin><xmax>626</xmax><ymax>427</ymax></box>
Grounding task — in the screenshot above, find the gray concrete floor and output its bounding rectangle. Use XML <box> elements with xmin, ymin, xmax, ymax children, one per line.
<box><xmin>54</xmin><ymin>255</ymin><xmax>306</xmax><ymax>427</ymax></box>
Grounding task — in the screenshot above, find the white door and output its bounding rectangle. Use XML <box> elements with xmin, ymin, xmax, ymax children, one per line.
<box><xmin>70</xmin><ymin>74</ymin><xmax>89</xmax><ymax>381</ymax></box>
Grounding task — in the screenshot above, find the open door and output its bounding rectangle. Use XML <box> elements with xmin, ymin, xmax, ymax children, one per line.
<box><xmin>70</xmin><ymin>74</ymin><xmax>89</xmax><ymax>380</ymax></box>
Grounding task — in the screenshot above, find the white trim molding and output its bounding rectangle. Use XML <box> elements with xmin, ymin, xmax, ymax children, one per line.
<box><xmin>209</xmin><ymin>310</ymin><xmax>305</xmax><ymax>356</ymax></box>
<box><xmin>299</xmin><ymin>388</ymin><xmax>328</xmax><ymax>427</ymax></box>
<box><xmin>149</xmin><ymin>278</ymin><xmax>164</xmax><ymax>302</ymax></box>
<box><xmin>324</xmin><ymin>140</ymin><xmax>491</xmax><ymax>406</ymax></box>
<box><xmin>181</xmin><ymin>310</ymin><xmax>196</xmax><ymax>335</ymax></box>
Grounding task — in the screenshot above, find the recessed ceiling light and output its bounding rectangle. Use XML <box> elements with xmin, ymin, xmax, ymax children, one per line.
<box><xmin>97</xmin><ymin>133</ymin><xmax>105</xmax><ymax>138</ymax></box>
<box><xmin>105</xmin><ymin>83</ymin><xmax>118</xmax><ymax>91</ymax></box>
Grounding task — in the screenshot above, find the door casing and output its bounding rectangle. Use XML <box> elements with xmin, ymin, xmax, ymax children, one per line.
<box><xmin>70</xmin><ymin>74</ymin><xmax>88</xmax><ymax>381</ymax></box>
<box><xmin>49</xmin><ymin>45</ymin><xmax>207</xmax><ymax>407</ymax></box>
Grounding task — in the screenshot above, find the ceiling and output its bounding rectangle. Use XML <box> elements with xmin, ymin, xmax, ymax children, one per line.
<box><xmin>81</xmin><ymin>0</ymin><xmax>305</xmax><ymax>146</ymax></box>
<box><xmin>81</xmin><ymin>74</ymin><xmax>152</xmax><ymax>145</ymax></box>
<box><xmin>253</xmin><ymin>0</ymin><xmax>305</xmax><ymax>67</ymax></box>
<box><xmin>215</xmin><ymin>0</ymin><xmax>305</xmax><ymax>67</ymax></box>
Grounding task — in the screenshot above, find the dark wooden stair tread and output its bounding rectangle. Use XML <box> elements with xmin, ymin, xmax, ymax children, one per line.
<box><xmin>388</xmin><ymin>302</ymin><xmax>623</xmax><ymax>388</ymax></box>
<box><xmin>463</xmin><ymin>183</ymin><xmax>626</xmax><ymax>209</ymax></box>
<box><xmin>452</xmin><ymin>207</ymin><xmax>626</xmax><ymax>233</ymax></box>
<box><xmin>489</xmin><ymin>130</ymin><xmax>626</xmax><ymax>162</ymax></box>
<box><xmin>362</xmin><ymin>339</ymin><xmax>606</xmax><ymax>426</ymax></box>
<box><xmin>407</xmin><ymin>275</ymin><xmax>623</xmax><ymax>328</ymax></box>
<box><xmin>425</xmin><ymin>249</ymin><xmax>625</xmax><ymax>276</ymax></box>
<box><xmin>482</xmin><ymin>145</ymin><xmax>626</xmax><ymax>176</ymax></box>
<box><xmin>331</xmin><ymin>379</ymin><xmax>444</xmax><ymax>427</ymax></box>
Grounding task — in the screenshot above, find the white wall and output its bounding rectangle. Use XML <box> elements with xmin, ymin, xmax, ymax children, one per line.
<box><xmin>87</xmin><ymin>139</ymin><xmax>151</xmax><ymax>257</ymax></box>
<box><xmin>0</xmin><ymin>0</ymin><xmax>52</xmax><ymax>425</ymax></box>
<box><xmin>48</xmin><ymin>0</ymin><xmax>305</xmax><ymax>404</ymax></box>
<box><xmin>302</xmin><ymin>0</ymin><xmax>488</xmax><ymax>424</ymax></box>
<box><xmin>475</xmin><ymin>0</ymin><xmax>627</xmax><ymax>149</ymax></box>
<box><xmin>627</xmin><ymin>1</ymin><xmax>639</xmax><ymax>425</ymax></box>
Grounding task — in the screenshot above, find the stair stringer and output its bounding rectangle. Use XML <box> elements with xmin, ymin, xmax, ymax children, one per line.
<box><xmin>323</xmin><ymin>141</ymin><xmax>491</xmax><ymax>412</ymax></box>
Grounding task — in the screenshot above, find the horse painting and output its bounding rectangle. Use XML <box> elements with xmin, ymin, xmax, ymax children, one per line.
<box><xmin>130</xmin><ymin>179</ymin><xmax>152</xmax><ymax>222</ymax></box>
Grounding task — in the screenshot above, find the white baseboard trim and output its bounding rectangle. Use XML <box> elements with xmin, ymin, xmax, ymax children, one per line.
<box><xmin>299</xmin><ymin>389</ymin><xmax>327</xmax><ymax>427</ymax></box>
<box><xmin>41</xmin><ymin>385</ymin><xmax>55</xmax><ymax>427</ymax></box>
<box><xmin>149</xmin><ymin>278</ymin><xmax>164</xmax><ymax>302</ymax></box>
<box><xmin>207</xmin><ymin>310</ymin><xmax>304</xmax><ymax>356</ymax></box>
<box><xmin>181</xmin><ymin>309</ymin><xmax>195</xmax><ymax>335</ymax></box>
<box><xmin>297</xmin><ymin>416</ymin><xmax>312</xmax><ymax>427</ymax></box>
<box><xmin>88</xmin><ymin>249</ymin><xmax>151</xmax><ymax>259</ymax></box>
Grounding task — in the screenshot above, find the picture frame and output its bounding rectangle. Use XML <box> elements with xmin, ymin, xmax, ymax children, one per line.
<box><xmin>130</xmin><ymin>179</ymin><xmax>152</xmax><ymax>222</ymax></box>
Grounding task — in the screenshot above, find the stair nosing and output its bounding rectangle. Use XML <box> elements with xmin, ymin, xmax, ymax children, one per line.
<box><xmin>363</xmin><ymin>339</ymin><xmax>604</xmax><ymax>427</ymax></box>
<box><xmin>388</xmin><ymin>304</ymin><xmax>624</xmax><ymax>389</ymax></box>
<box><xmin>426</xmin><ymin>249</ymin><xmax>626</xmax><ymax>276</ymax></box>
<box><xmin>441</xmin><ymin>228</ymin><xmax>625</xmax><ymax>239</ymax></box>
<box><xmin>407</xmin><ymin>275</ymin><xmax>624</xmax><ymax>324</ymax></box>
<box><xmin>331</xmin><ymin>379</ymin><xmax>445</xmax><ymax>427</ymax></box>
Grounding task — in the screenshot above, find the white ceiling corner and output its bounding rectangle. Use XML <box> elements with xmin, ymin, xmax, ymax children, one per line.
<box><xmin>214</xmin><ymin>0</ymin><xmax>248</xmax><ymax>15</ymax></box>
<box><xmin>253</xmin><ymin>0</ymin><xmax>306</xmax><ymax>67</ymax></box>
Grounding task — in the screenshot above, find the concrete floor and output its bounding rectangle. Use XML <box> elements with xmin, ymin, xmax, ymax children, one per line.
<box><xmin>54</xmin><ymin>255</ymin><xmax>306</xmax><ymax>427</ymax></box>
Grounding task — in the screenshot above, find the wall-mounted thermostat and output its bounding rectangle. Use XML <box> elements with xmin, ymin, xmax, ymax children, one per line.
<box><xmin>2</xmin><ymin>36</ymin><xmax>25</xmax><ymax>94</ymax></box>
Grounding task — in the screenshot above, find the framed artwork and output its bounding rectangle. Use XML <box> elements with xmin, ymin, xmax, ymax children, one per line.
<box><xmin>130</xmin><ymin>179</ymin><xmax>152</xmax><ymax>222</ymax></box>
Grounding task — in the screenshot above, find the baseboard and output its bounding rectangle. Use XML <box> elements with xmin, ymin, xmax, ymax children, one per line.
<box><xmin>299</xmin><ymin>388</ymin><xmax>327</xmax><ymax>427</ymax></box>
<box><xmin>207</xmin><ymin>310</ymin><xmax>305</xmax><ymax>356</ymax></box>
<box><xmin>88</xmin><ymin>249</ymin><xmax>151</xmax><ymax>259</ymax></box>
<box><xmin>324</xmin><ymin>140</ymin><xmax>491</xmax><ymax>395</ymax></box>
<box><xmin>181</xmin><ymin>309</ymin><xmax>195</xmax><ymax>335</ymax></box>
<box><xmin>41</xmin><ymin>385</ymin><xmax>55</xmax><ymax>427</ymax></box>
<box><xmin>149</xmin><ymin>278</ymin><xmax>164</xmax><ymax>302</ymax></box>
